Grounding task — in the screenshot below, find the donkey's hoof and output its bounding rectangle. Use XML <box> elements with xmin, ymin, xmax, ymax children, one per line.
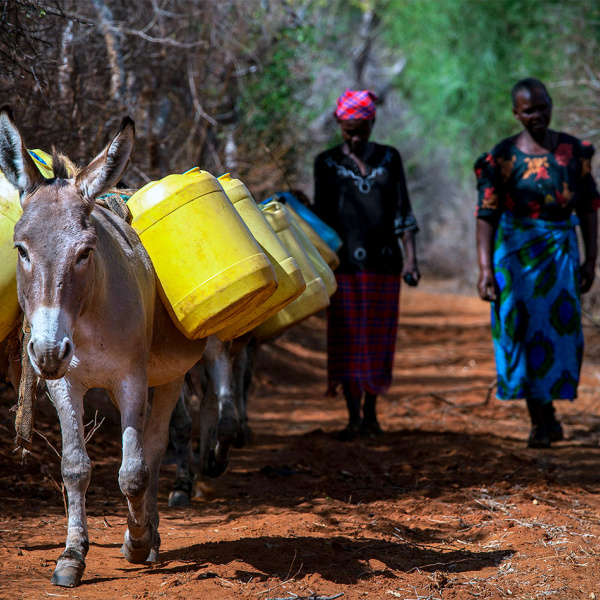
<box><xmin>203</xmin><ymin>448</ymin><xmax>228</xmax><ymax>479</ymax></box>
<box><xmin>218</xmin><ymin>405</ymin><xmax>239</xmax><ymax>444</ymax></box>
<box><xmin>147</xmin><ymin>547</ymin><xmax>160</xmax><ymax>563</ymax></box>
<box><xmin>51</xmin><ymin>565</ymin><xmax>83</xmax><ymax>588</ymax></box>
<box><xmin>168</xmin><ymin>476</ymin><xmax>192</xmax><ymax>507</ymax></box>
<box><xmin>51</xmin><ymin>552</ymin><xmax>85</xmax><ymax>587</ymax></box>
<box><xmin>122</xmin><ymin>527</ymin><xmax>153</xmax><ymax>564</ymax></box>
<box><xmin>168</xmin><ymin>490</ymin><xmax>191</xmax><ymax>507</ymax></box>
<box><xmin>233</xmin><ymin>424</ymin><xmax>252</xmax><ymax>449</ymax></box>
<box><xmin>122</xmin><ymin>544</ymin><xmax>150</xmax><ymax>564</ymax></box>
<box><xmin>194</xmin><ymin>480</ymin><xmax>216</xmax><ymax>501</ymax></box>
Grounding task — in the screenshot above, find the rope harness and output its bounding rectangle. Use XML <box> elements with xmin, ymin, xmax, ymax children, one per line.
<box><xmin>97</xmin><ymin>193</ymin><xmax>133</xmax><ymax>224</ymax></box>
<box><xmin>15</xmin><ymin>317</ymin><xmax>36</xmax><ymax>455</ymax></box>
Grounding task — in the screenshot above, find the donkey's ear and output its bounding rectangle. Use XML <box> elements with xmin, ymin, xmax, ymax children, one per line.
<box><xmin>0</xmin><ymin>105</ymin><xmax>45</xmax><ymax>205</ymax></box>
<box><xmin>76</xmin><ymin>116</ymin><xmax>135</xmax><ymax>210</ymax></box>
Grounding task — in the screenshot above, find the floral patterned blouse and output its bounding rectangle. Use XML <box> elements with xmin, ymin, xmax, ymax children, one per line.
<box><xmin>475</xmin><ymin>133</ymin><xmax>600</xmax><ymax>224</ymax></box>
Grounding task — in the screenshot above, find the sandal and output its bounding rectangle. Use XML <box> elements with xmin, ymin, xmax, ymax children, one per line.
<box><xmin>336</xmin><ymin>422</ymin><xmax>361</xmax><ymax>441</ymax></box>
<box><xmin>527</xmin><ymin>424</ymin><xmax>551</xmax><ymax>449</ymax></box>
<box><xmin>541</xmin><ymin>403</ymin><xmax>564</xmax><ymax>442</ymax></box>
<box><xmin>360</xmin><ymin>419</ymin><xmax>384</xmax><ymax>437</ymax></box>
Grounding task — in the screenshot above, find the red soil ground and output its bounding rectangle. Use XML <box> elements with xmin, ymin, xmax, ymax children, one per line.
<box><xmin>2</xmin><ymin>281</ymin><xmax>600</xmax><ymax>599</ymax></box>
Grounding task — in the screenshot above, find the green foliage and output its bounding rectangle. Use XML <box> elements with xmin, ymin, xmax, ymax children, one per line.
<box><xmin>239</xmin><ymin>25</ymin><xmax>315</xmax><ymax>147</ymax></box>
<box><xmin>380</xmin><ymin>0</ymin><xmax>595</xmax><ymax>174</ymax></box>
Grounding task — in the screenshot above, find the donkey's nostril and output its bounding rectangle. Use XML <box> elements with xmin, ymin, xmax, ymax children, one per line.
<box><xmin>25</xmin><ymin>333</ymin><xmax>73</xmax><ymax>376</ymax></box>
<box><xmin>27</xmin><ymin>339</ymin><xmax>38</xmax><ymax>362</ymax></box>
<box><xmin>59</xmin><ymin>339</ymin><xmax>73</xmax><ymax>362</ymax></box>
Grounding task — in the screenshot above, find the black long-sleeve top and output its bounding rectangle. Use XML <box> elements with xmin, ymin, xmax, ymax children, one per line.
<box><xmin>313</xmin><ymin>142</ymin><xmax>418</xmax><ymax>274</ymax></box>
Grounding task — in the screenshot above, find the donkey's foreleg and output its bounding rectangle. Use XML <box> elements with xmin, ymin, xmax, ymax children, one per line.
<box><xmin>195</xmin><ymin>377</ymin><xmax>219</xmax><ymax>499</ymax></box>
<box><xmin>143</xmin><ymin>377</ymin><xmax>183</xmax><ymax>561</ymax></box>
<box><xmin>233</xmin><ymin>343</ymin><xmax>253</xmax><ymax>448</ymax></box>
<box><xmin>46</xmin><ymin>379</ymin><xmax>90</xmax><ymax>588</ymax></box>
<box><xmin>202</xmin><ymin>337</ymin><xmax>238</xmax><ymax>478</ymax></box>
<box><xmin>167</xmin><ymin>391</ymin><xmax>194</xmax><ymax>507</ymax></box>
<box><xmin>114</xmin><ymin>374</ymin><xmax>152</xmax><ymax>565</ymax></box>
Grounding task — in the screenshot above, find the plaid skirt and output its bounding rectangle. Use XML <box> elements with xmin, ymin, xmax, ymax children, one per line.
<box><xmin>326</xmin><ymin>272</ymin><xmax>401</xmax><ymax>397</ymax></box>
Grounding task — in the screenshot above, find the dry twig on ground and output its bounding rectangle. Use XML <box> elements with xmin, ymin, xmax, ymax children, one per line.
<box><xmin>266</xmin><ymin>594</ymin><xmax>344</xmax><ymax>600</ymax></box>
<box><xmin>84</xmin><ymin>410</ymin><xmax>105</xmax><ymax>444</ymax></box>
<box><xmin>402</xmin><ymin>380</ymin><xmax>497</xmax><ymax>408</ymax></box>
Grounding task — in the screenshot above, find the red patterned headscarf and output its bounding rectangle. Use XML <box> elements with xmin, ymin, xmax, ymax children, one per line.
<box><xmin>335</xmin><ymin>89</ymin><xmax>378</xmax><ymax>120</ymax></box>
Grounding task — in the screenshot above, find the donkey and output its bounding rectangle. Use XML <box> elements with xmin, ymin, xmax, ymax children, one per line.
<box><xmin>0</xmin><ymin>106</ymin><xmax>238</xmax><ymax>587</ymax></box>
<box><xmin>168</xmin><ymin>333</ymin><xmax>254</xmax><ymax>507</ymax></box>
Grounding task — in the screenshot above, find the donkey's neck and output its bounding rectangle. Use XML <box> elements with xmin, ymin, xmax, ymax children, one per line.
<box><xmin>83</xmin><ymin>211</ymin><xmax>112</xmax><ymax>315</ymax></box>
<box><xmin>85</xmin><ymin>205</ymin><xmax>155</xmax><ymax>326</ymax></box>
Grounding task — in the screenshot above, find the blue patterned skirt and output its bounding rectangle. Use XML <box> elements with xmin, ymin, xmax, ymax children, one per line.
<box><xmin>492</xmin><ymin>211</ymin><xmax>582</xmax><ymax>401</ymax></box>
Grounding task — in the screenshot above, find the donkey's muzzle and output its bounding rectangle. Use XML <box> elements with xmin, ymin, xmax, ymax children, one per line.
<box><xmin>28</xmin><ymin>336</ymin><xmax>74</xmax><ymax>379</ymax></box>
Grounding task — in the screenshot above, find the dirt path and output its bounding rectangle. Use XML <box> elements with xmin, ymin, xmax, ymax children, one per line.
<box><xmin>2</xmin><ymin>282</ymin><xmax>600</xmax><ymax>599</ymax></box>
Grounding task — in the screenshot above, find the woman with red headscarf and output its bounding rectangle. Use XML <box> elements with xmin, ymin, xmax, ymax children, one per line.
<box><xmin>313</xmin><ymin>89</ymin><xmax>420</xmax><ymax>440</ymax></box>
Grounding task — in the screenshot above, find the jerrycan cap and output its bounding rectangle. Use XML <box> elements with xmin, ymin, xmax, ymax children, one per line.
<box><xmin>217</xmin><ymin>173</ymin><xmax>253</xmax><ymax>205</ymax></box>
<box><xmin>260</xmin><ymin>200</ymin><xmax>292</xmax><ymax>233</ymax></box>
<box><xmin>183</xmin><ymin>166</ymin><xmax>201</xmax><ymax>175</ymax></box>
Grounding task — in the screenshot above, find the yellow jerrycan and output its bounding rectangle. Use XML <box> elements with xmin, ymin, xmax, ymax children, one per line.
<box><xmin>284</xmin><ymin>203</ymin><xmax>340</xmax><ymax>271</ymax></box>
<box><xmin>283</xmin><ymin>206</ymin><xmax>338</xmax><ymax>298</ymax></box>
<box><xmin>0</xmin><ymin>149</ymin><xmax>54</xmax><ymax>341</ymax></box>
<box><xmin>214</xmin><ymin>174</ymin><xmax>306</xmax><ymax>342</ymax></box>
<box><xmin>127</xmin><ymin>168</ymin><xmax>278</xmax><ymax>339</ymax></box>
<box><xmin>253</xmin><ymin>201</ymin><xmax>330</xmax><ymax>341</ymax></box>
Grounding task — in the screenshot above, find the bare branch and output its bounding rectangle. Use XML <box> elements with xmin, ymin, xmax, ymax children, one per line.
<box><xmin>105</xmin><ymin>23</ymin><xmax>208</xmax><ymax>49</ymax></box>
<box><xmin>187</xmin><ymin>59</ymin><xmax>218</xmax><ymax>126</ymax></box>
<box><xmin>91</xmin><ymin>0</ymin><xmax>126</xmax><ymax>103</ymax></box>
<box><xmin>264</xmin><ymin>594</ymin><xmax>344</xmax><ymax>600</ymax></box>
<box><xmin>45</xmin><ymin>471</ymin><xmax>68</xmax><ymax>518</ymax></box>
<box><xmin>34</xmin><ymin>428</ymin><xmax>61</xmax><ymax>460</ymax></box>
<box><xmin>402</xmin><ymin>380</ymin><xmax>497</xmax><ymax>408</ymax></box>
<box><xmin>57</xmin><ymin>19</ymin><xmax>73</xmax><ymax>101</ymax></box>
<box><xmin>84</xmin><ymin>410</ymin><xmax>105</xmax><ymax>444</ymax></box>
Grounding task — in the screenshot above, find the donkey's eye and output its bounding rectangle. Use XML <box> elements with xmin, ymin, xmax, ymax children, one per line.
<box><xmin>15</xmin><ymin>244</ymin><xmax>29</xmax><ymax>261</ymax></box>
<box><xmin>77</xmin><ymin>248</ymin><xmax>93</xmax><ymax>263</ymax></box>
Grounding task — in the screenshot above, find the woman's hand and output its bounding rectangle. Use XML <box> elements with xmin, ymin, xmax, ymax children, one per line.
<box><xmin>478</xmin><ymin>267</ymin><xmax>498</xmax><ymax>301</ymax></box>
<box><xmin>402</xmin><ymin>261</ymin><xmax>421</xmax><ymax>287</ymax></box>
<box><xmin>400</xmin><ymin>230</ymin><xmax>420</xmax><ymax>287</ymax></box>
<box><xmin>580</xmin><ymin>259</ymin><xmax>596</xmax><ymax>294</ymax></box>
<box><xmin>476</xmin><ymin>219</ymin><xmax>498</xmax><ymax>302</ymax></box>
<box><xmin>577</xmin><ymin>211</ymin><xmax>597</xmax><ymax>295</ymax></box>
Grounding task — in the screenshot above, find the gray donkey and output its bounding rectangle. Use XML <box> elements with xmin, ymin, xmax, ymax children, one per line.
<box><xmin>0</xmin><ymin>107</ymin><xmax>238</xmax><ymax>587</ymax></box>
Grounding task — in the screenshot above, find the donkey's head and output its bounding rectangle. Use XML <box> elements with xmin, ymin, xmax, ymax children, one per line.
<box><xmin>0</xmin><ymin>106</ymin><xmax>135</xmax><ymax>379</ymax></box>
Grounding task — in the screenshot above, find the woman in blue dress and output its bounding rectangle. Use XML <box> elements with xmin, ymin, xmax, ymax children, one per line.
<box><xmin>475</xmin><ymin>77</ymin><xmax>600</xmax><ymax>448</ymax></box>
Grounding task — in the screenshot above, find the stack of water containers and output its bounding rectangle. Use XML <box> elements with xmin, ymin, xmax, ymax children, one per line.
<box><xmin>126</xmin><ymin>170</ymin><xmax>339</xmax><ymax>340</ymax></box>
<box><xmin>0</xmin><ymin>153</ymin><xmax>339</xmax><ymax>343</ymax></box>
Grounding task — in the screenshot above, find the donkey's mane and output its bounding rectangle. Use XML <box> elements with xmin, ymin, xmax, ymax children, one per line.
<box><xmin>51</xmin><ymin>147</ymin><xmax>75</xmax><ymax>180</ymax></box>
